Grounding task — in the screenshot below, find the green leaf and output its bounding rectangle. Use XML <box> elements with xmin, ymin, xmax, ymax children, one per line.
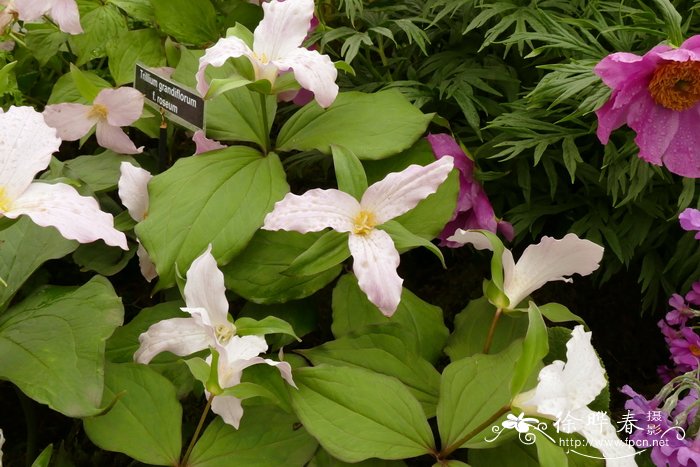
<box><xmin>83</xmin><ymin>363</ymin><xmax>182</xmax><ymax>466</ymax></box>
<box><xmin>277</xmin><ymin>91</ymin><xmax>433</xmax><ymax>160</ymax></box>
<box><xmin>0</xmin><ymin>217</ymin><xmax>78</xmax><ymax>311</ymax></box>
<box><xmin>188</xmin><ymin>405</ymin><xmax>318</xmax><ymax>467</ymax></box>
<box><xmin>380</xmin><ymin>220</ymin><xmax>445</xmax><ymax>267</ymax></box>
<box><xmin>309</xmin><ymin>449</ymin><xmax>407</xmax><ymax>466</ymax></box>
<box><xmin>510</xmin><ymin>303</ymin><xmax>548</xmax><ymax>397</ymax></box>
<box><xmin>151</xmin><ymin>0</ymin><xmax>218</xmax><ymax>45</ymax></box>
<box><xmin>437</xmin><ymin>342</ymin><xmax>522</xmax><ymax>451</ymax></box>
<box><xmin>284</xmin><ymin>230</ymin><xmax>350</xmax><ymax>277</ymax></box>
<box><xmin>538</xmin><ymin>303</ymin><xmax>587</xmax><ymax>327</ymax></box>
<box><xmin>651</xmin><ymin>0</ymin><xmax>684</xmax><ymax>46</ymax></box>
<box><xmin>0</xmin><ymin>277</ymin><xmax>123</xmax><ymax>417</ymax></box>
<box><xmin>290</xmin><ymin>365</ymin><xmax>435</xmax><ymax>462</ymax></box>
<box><xmin>444</xmin><ymin>297</ymin><xmax>528</xmax><ymax>361</ymax></box>
<box><xmin>239</xmin><ymin>300</ymin><xmax>317</xmax><ymax>350</ymax></box>
<box><xmin>235</xmin><ymin>316</ymin><xmax>300</xmax><ymax>341</ymax></box>
<box><xmin>47</xmin><ymin>69</ymin><xmax>111</xmax><ymax>105</ymax></box>
<box><xmin>136</xmin><ymin>147</ymin><xmax>288</xmax><ymax>289</ymax></box>
<box><xmin>300</xmin><ymin>328</ymin><xmax>441</xmax><ymax>417</ymax></box>
<box><xmin>535</xmin><ymin>434</ymin><xmax>568</xmax><ymax>467</ymax></box>
<box><xmin>70</xmin><ymin>63</ymin><xmax>102</xmax><ymax>102</ymax></box>
<box><xmin>223</xmin><ymin>230</ymin><xmax>343</xmax><ymax>303</ymax></box>
<box><xmin>72</xmin><ymin>241</ymin><xmax>135</xmax><ymax>276</ymax></box>
<box><xmin>332</xmin><ymin>145</ymin><xmax>368</xmax><ymax>200</ymax></box>
<box><xmin>108</xmin><ymin>0</ymin><xmax>155</xmax><ymax>23</ymax></box>
<box><xmin>62</xmin><ymin>151</ymin><xmax>137</xmax><ymax>193</ymax></box>
<box><xmin>107</xmin><ymin>29</ymin><xmax>166</xmax><ymax>85</ymax></box>
<box><xmin>68</xmin><ymin>4</ymin><xmax>128</xmax><ymax>66</ymax></box>
<box><xmin>331</xmin><ymin>273</ymin><xmax>448</xmax><ymax>364</ymax></box>
<box><xmin>31</xmin><ymin>444</ymin><xmax>53</xmax><ymax>467</ymax></box>
<box><xmin>24</xmin><ymin>24</ymin><xmax>68</xmax><ymax>65</ymax></box>
<box><xmin>469</xmin><ymin>438</ymin><xmax>539</xmax><ymax>467</ymax></box>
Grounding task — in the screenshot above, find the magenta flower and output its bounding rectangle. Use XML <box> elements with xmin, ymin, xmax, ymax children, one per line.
<box><xmin>667</xmin><ymin>293</ymin><xmax>694</xmax><ymax>326</ymax></box>
<box><xmin>680</xmin><ymin>208</ymin><xmax>700</xmax><ymax>239</ymax></box>
<box><xmin>425</xmin><ymin>134</ymin><xmax>513</xmax><ymax>247</ymax></box>
<box><xmin>687</xmin><ymin>282</ymin><xmax>700</xmax><ymax>306</ymax></box>
<box><xmin>668</xmin><ymin>326</ymin><xmax>700</xmax><ymax>371</ymax></box>
<box><xmin>15</xmin><ymin>0</ymin><xmax>82</xmax><ymax>35</ymax></box>
<box><xmin>595</xmin><ymin>36</ymin><xmax>700</xmax><ymax>177</ymax></box>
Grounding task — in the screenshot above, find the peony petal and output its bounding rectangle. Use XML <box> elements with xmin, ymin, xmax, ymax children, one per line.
<box><xmin>118</xmin><ymin>162</ymin><xmax>151</xmax><ymax>221</ymax></box>
<box><xmin>426</xmin><ymin>133</ymin><xmax>474</xmax><ymax>177</ymax></box>
<box><xmin>14</xmin><ymin>0</ymin><xmax>46</xmax><ymax>21</ymax></box>
<box><xmin>681</xmin><ymin>35</ymin><xmax>700</xmax><ymax>54</ymax></box>
<box><xmin>680</xmin><ymin>208</ymin><xmax>700</xmax><ymax>233</ymax></box>
<box><xmin>193</xmin><ymin>130</ymin><xmax>227</xmax><ymax>154</ymax></box>
<box><xmin>263</xmin><ymin>188</ymin><xmax>358</xmax><ymax>233</ymax></box>
<box><xmin>659</xmin><ymin>110</ymin><xmax>700</xmax><ymax>177</ymax></box>
<box><xmin>211</xmin><ymin>394</ymin><xmax>244</xmax><ymax>429</ymax></box>
<box><xmin>503</xmin><ymin>234</ymin><xmax>603</xmax><ymax>308</ymax></box>
<box><xmin>196</xmin><ymin>36</ymin><xmax>252</xmax><ymax>96</ymax></box>
<box><xmin>593</xmin><ymin>52</ymin><xmax>645</xmax><ymax>89</ymax></box>
<box><xmin>273</xmin><ymin>47</ymin><xmax>338</xmax><ymax>108</ymax></box>
<box><xmin>7</xmin><ymin>181</ymin><xmax>128</xmax><ymax>249</ymax></box>
<box><xmin>183</xmin><ymin>245</ymin><xmax>229</xmax><ymax>327</ymax></box>
<box><xmin>360</xmin><ymin>157</ymin><xmax>454</xmax><ymax>224</ymax></box>
<box><xmin>134</xmin><ymin>317</ymin><xmax>210</xmax><ymax>364</ymax></box>
<box><xmin>446</xmin><ymin>229</ymin><xmax>494</xmax><ymax>251</ymax></box>
<box><xmin>49</xmin><ymin>0</ymin><xmax>82</xmax><ymax>34</ymax></box>
<box><xmin>0</xmin><ymin>106</ymin><xmax>61</xmax><ymax>201</ymax></box>
<box><xmin>348</xmin><ymin>229</ymin><xmax>402</xmax><ymax>316</ymax></box>
<box><xmin>137</xmin><ymin>241</ymin><xmax>157</xmax><ymax>282</ymax></box>
<box><xmin>630</xmin><ymin>99</ymin><xmax>679</xmax><ymax>167</ymax></box>
<box><xmin>43</xmin><ymin>102</ymin><xmax>96</xmax><ymax>141</ymax></box>
<box><xmin>94</xmin><ymin>88</ymin><xmax>144</xmax><ymax>127</ymax></box>
<box><xmin>95</xmin><ymin>121</ymin><xmax>143</xmax><ymax>154</ymax></box>
<box><xmin>255</xmin><ymin>0</ymin><xmax>313</xmax><ymax>60</ymax></box>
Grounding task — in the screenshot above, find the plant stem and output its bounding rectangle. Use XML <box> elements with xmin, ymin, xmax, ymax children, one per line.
<box><xmin>259</xmin><ymin>92</ymin><xmax>270</xmax><ymax>154</ymax></box>
<box><xmin>483</xmin><ymin>307</ymin><xmax>503</xmax><ymax>354</ymax></box>
<box><xmin>180</xmin><ymin>396</ymin><xmax>213</xmax><ymax>467</ymax></box>
<box><xmin>437</xmin><ymin>405</ymin><xmax>511</xmax><ymax>461</ymax></box>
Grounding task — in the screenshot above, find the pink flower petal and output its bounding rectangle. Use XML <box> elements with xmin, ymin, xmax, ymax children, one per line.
<box><xmin>348</xmin><ymin>229</ymin><xmax>402</xmax><ymax>316</ymax></box>
<box><xmin>593</xmin><ymin>52</ymin><xmax>645</xmax><ymax>89</ymax></box>
<box><xmin>49</xmin><ymin>0</ymin><xmax>82</xmax><ymax>34</ymax></box>
<box><xmin>7</xmin><ymin>182</ymin><xmax>128</xmax><ymax>249</ymax></box>
<box><xmin>263</xmin><ymin>188</ymin><xmax>358</xmax><ymax>233</ymax></box>
<box><xmin>255</xmin><ymin>0</ymin><xmax>313</xmax><ymax>60</ymax></box>
<box><xmin>134</xmin><ymin>317</ymin><xmax>210</xmax><ymax>364</ymax></box>
<box><xmin>183</xmin><ymin>245</ymin><xmax>230</xmax><ymax>328</ymax></box>
<box><xmin>196</xmin><ymin>36</ymin><xmax>252</xmax><ymax>96</ymax></box>
<box><xmin>631</xmin><ymin>101</ymin><xmax>679</xmax><ymax>167</ymax></box>
<box><xmin>193</xmin><ymin>130</ymin><xmax>227</xmax><ymax>154</ymax></box>
<box><xmin>14</xmin><ymin>0</ymin><xmax>45</xmax><ymax>22</ymax></box>
<box><xmin>0</xmin><ymin>106</ymin><xmax>60</xmax><ymax>201</ymax></box>
<box><xmin>272</xmin><ymin>47</ymin><xmax>338</xmax><ymax>108</ymax></box>
<box><xmin>211</xmin><ymin>394</ymin><xmax>244</xmax><ymax>429</ymax></box>
<box><xmin>94</xmin><ymin>88</ymin><xmax>144</xmax><ymax>127</ymax></box>
<box><xmin>659</xmin><ymin>110</ymin><xmax>700</xmax><ymax>177</ymax></box>
<box><xmin>360</xmin><ymin>157</ymin><xmax>454</xmax><ymax>224</ymax></box>
<box><xmin>118</xmin><ymin>162</ymin><xmax>151</xmax><ymax>221</ymax></box>
<box><xmin>43</xmin><ymin>103</ymin><xmax>96</xmax><ymax>141</ymax></box>
<box><xmin>446</xmin><ymin>229</ymin><xmax>494</xmax><ymax>251</ymax></box>
<box><xmin>95</xmin><ymin>121</ymin><xmax>143</xmax><ymax>154</ymax></box>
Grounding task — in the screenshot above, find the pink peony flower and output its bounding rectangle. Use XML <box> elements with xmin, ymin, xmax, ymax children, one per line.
<box><xmin>595</xmin><ymin>36</ymin><xmax>700</xmax><ymax>177</ymax></box>
<box><xmin>43</xmin><ymin>87</ymin><xmax>144</xmax><ymax>154</ymax></box>
<box><xmin>426</xmin><ymin>133</ymin><xmax>513</xmax><ymax>247</ymax></box>
<box><xmin>680</xmin><ymin>208</ymin><xmax>700</xmax><ymax>239</ymax></box>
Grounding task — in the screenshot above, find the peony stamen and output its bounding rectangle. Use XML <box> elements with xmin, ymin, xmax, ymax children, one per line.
<box><xmin>648</xmin><ymin>60</ymin><xmax>700</xmax><ymax>111</ymax></box>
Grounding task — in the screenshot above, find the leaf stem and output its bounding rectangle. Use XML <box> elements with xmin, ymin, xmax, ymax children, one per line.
<box><xmin>259</xmin><ymin>92</ymin><xmax>270</xmax><ymax>154</ymax></box>
<box><xmin>437</xmin><ymin>405</ymin><xmax>511</xmax><ymax>461</ymax></box>
<box><xmin>483</xmin><ymin>307</ymin><xmax>503</xmax><ymax>354</ymax></box>
<box><xmin>180</xmin><ymin>395</ymin><xmax>213</xmax><ymax>466</ymax></box>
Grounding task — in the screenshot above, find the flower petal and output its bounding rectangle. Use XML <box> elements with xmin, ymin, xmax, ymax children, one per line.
<box><xmin>94</xmin><ymin>87</ymin><xmax>144</xmax><ymax>127</ymax></box>
<box><xmin>263</xmin><ymin>188</ymin><xmax>358</xmax><ymax>233</ymax></box>
<box><xmin>503</xmin><ymin>233</ymin><xmax>603</xmax><ymax>308</ymax></box>
<box><xmin>49</xmin><ymin>0</ymin><xmax>82</xmax><ymax>34</ymax></box>
<box><xmin>196</xmin><ymin>36</ymin><xmax>252</xmax><ymax>96</ymax></box>
<box><xmin>255</xmin><ymin>0</ymin><xmax>313</xmax><ymax>60</ymax></box>
<box><xmin>118</xmin><ymin>162</ymin><xmax>151</xmax><ymax>221</ymax></box>
<box><xmin>360</xmin><ymin>157</ymin><xmax>454</xmax><ymax>224</ymax></box>
<box><xmin>7</xmin><ymin>181</ymin><xmax>128</xmax><ymax>249</ymax></box>
<box><xmin>14</xmin><ymin>0</ymin><xmax>46</xmax><ymax>21</ymax></box>
<box><xmin>43</xmin><ymin>102</ymin><xmax>96</xmax><ymax>141</ymax></box>
<box><xmin>134</xmin><ymin>317</ymin><xmax>210</xmax><ymax>364</ymax></box>
<box><xmin>593</xmin><ymin>52</ymin><xmax>645</xmax><ymax>89</ymax></box>
<box><xmin>273</xmin><ymin>48</ymin><xmax>338</xmax><ymax>108</ymax></box>
<box><xmin>446</xmin><ymin>229</ymin><xmax>494</xmax><ymax>251</ymax></box>
<box><xmin>211</xmin><ymin>394</ymin><xmax>244</xmax><ymax>429</ymax></box>
<box><xmin>630</xmin><ymin>99</ymin><xmax>679</xmax><ymax>167</ymax></box>
<box><xmin>0</xmin><ymin>106</ymin><xmax>61</xmax><ymax>201</ymax></box>
<box><xmin>137</xmin><ymin>241</ymin><xmax>157</xmax><ymax>282</ymax></box>
<box><xmin>183</xmin><ymin>245</ymin><xmax>229</xmax><ymax>327</ymax></box>
<box><xmin>95</xmin><ymin>121</ymin><xmax>143</xmax><ymax>154</ymax></box>
<box><xmin>659</xmin><ymin>110</ymin><xmax>700</xmax><ymax>177</ymax></box>
<box><xmin>348</xmin><ymin>229</ymin><xmax>402</xmax><ymax>316</ymax></box>
<box><xmin>575</xmin><ymin>407</ymin><xmax>639</xmax><ymax>467</ymax></box>
<box><xmin>193</xmin><ymin>130</ymin><xmax>227</xmax><ymax>154</ymax></box>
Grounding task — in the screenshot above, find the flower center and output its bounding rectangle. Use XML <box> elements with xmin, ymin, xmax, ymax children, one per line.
<box><xmin>690</xmin><ymin>344</ymin><xmax>700</xmax><ymax>357</ymax></box>
<box><xmin>352</xmin><ymin>210</ymin><xmax>377</xmax><ymax>235</ymax></box>
<box><xmin>648</xmin><ymin>60</ymin><xmax>700</xmax><ymax>111</ymax></box>
<box><xmin>88</xmin><ymin>103</ymin><xmax>109</xmax><ymax>120</ymax></box>
<box><xmin>214</xmin><ymin>323</ymin><xmax>236</xmax><ymax>345</ymax></box>
<box><xmin>0</xmin><ymin>187</ymin><xmax>12</xmax><ymax>212</ymax></box>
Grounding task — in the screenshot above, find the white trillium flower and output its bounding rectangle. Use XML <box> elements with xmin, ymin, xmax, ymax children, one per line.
<box><xmin>263</xmin><ymin>157</ymin><xmax>454</xmax><ymax>316</ymax></box>
<box><xmin>207</xmin><ymin>335</ymin><xmax>296</xmax><ymax>429</ymax></box>
<box><xmin>512</xmin><ymin>326</ymin><xmax>638</xmax><ymax>466</ymax></box>
<box><xmin>134</xmin><ymin>245</ymin><xmax>236</xmax><ymax>363</ymax></box>
<box><xmin>0</xmin><ymin>428</ymin><xmax>4</xmax><ymax>467</ymax></box>
<box><xmin>448</xmin><ymin>231</ymin><xmax>604</xmax><ymax>309</ymax></box>
<box><xmin>15</xmin><ymin>0</ymin><xmax>82</xmax><ymax>35</ymax></box>
<box><xmin>0</xmin><ymin>106</ymin><xmax>127</xmax><ymax>249</ymax></box>
<box><xmin>196</xmin><ymin>0</ymin><xmax>338</xmax><ymax>107</ymax></box>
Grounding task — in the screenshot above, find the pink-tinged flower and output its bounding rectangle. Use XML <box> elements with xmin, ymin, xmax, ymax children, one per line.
<box><xmin>680</xmin><ymin>208</ymin><xmax>700</xmax><ymax>239</ymax></box>
<box><xmin>134</xmin><ymin>245</ymin><xmax>236</xmax><ymax>363</ymax></box>
<box><xmin>513</xmin><ymin>326</ymin><xmax>638</xmax><ymax>466</ymax></box>
<box><xmin>0</xmin><ymin>106</ymin><xmax>127</xmax><ymax>249</ymax></box>
<box><xmin>666</xmin><ymin>293</ymin><xmax>694</xmax><ymax>326</ymax></box>
<box><xmin>595</xmin><ymin>36</ymin><xmax>700</xmax><ymax>177</ymax></box>
<box><xmin>118</xmin><ymin>162</ymin><xmax>156</xmax><ymax>282</ymax></box>
<box><xmin>196</xmin><ymin>0</ymin><xmax>338</xmax><ymax>108</ymax></box>
<box><xmin>668</xmin><ymin>326</ymin><xmax>700</xmax><ymax>370</ymax></box>
<box><xmin>449</xmin><ymin>231</ymin><xmax>603</xmax><ymax>309</ymax></box>
<box><xmin>263</xmin><ymin>157</ymin><xmax>455</xmax><ymax>316</ymax></box>
<box><xmin>192</xmin><ymin>130</ymin><xmax>227</xmax><ymax>155</ymax></box>
<box><xmin>426</xmin><ymin>133</ymin><xmax>513</xmax><ymax>247</ymax></box>
<box><xmin>43</xmin><ymin>87</ymin><xmax>144</xmax><ymax>154</ymax></box>
<box><xmin>206</xmin><ymin>335</ymin><xmax>295</xmax><ymax>429</ymax></box>
<box><xmin>687</xmin><ymin>282</ymin><xmax>700</xmax><ymax>306</ymax></box>
<box><xmin>15</xmin><ymin>0</ymin><xmax>82</xmax><ymax>35</ymax></box>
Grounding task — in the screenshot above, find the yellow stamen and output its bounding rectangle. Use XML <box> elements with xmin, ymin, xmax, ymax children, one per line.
<box><xmin>690</xmin><ymin>344</ymin><xmax>700</xmax><ymax>357</ymax></box>
<box><xmin>88</xmin><ymin>103</ymin><xmax>109</xmax><ymax>120</ymax></box>
<box><xmin>214</xmin><ymin>323</ymin><xmax>236</xmax><ymax>344</ymax></box>
<box><xmin>352</xmin><ymin>210</ymin><xmax>377</xmax><ymax>236</ymax></box>
<box><xmin>648</xmin><ymin>60</ymin><xmax>700</xmax><ymax>111</ymax></box>
<box><xmin>0</xmin><ymin>187</ymin><xmax>12</xmax><ymax>212</ymax></box>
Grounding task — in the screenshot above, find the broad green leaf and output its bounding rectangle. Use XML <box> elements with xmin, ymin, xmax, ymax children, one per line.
<box><xmin>437</xmin><ymin>342</ymin><xmax>522</xmax><ymax>451</ymax></box>
<box><xmin>380</xmin><ymin>220</ymin><xmax>445</xmax><ymax>267</ymax></box>
<box><xmin>538</xmin><ymin>303</ymin><xmax>586</xmax><ymax>327</ymax></box>
<box><xmin>62</xmin><ymin>151</ymin><xmax>137</xmax><ymax>192</ymax></box>
<box><xmin>277</xmin><ymin>91</ymin><xmax>433</xmax><ymax>160</ymax></box>
<box><xmin>300</xmin><ymin>329</ymin><xmax>441</xmax><ymax>417</ymax></box>
<box><xmin>235</xmin><ymin>316</ymin><xmax>300</xmax><ymax>341</ymax></box>
<box><xmin>510</xmin><ymin>303</ymin><xmax>548</xmax><ymax>397</ymax></box>
<box><xmin>0</xmin><ymin>217</ymin><xmax>78</xmax><ymax>311</ymax></box>
<box><xmin>309</xmin><ymin>448</ymin><xmax>407</xmax><ymax>466</ymax></box>
<box><xmin>188</xmin><ymin>405</ymin><xmax>317</xmax><ymax>467</ymax></box>
<box><xmin>47</xmin><ymin>69</ymin><xmax>111</xmax><ymax>105</ymax></box>
<box><xmin>223</xmin><ymin>230</ymin><xmax>343</xmax><ymax>304</ymax></box>
<box><xmin>72</xmin><ymin>241</ymin><xmax>135</xmax><ymax>276</ymax></box>
<box><xmin>535</xmin><ymin>434</ymin><xmax>568</xmax><ymax>467</ymax></box>
<box><xmin>291</xmin><ymin>365</ymin><xmax>435</xmax><ymax>462</ymax></box>
<box><xmin>0</xmin><ymin>277</ymin><xmax>123</xmax><ymax>417</ymax></box>
<box><xmin>107</xmin><ymin>29</ymin><xmax>166</xmax><ymax>85</ymax></box>
<box><xmin>331</xmin><ymin>273</ymin><xmax>448</xmax><ymax>364</ymax></box>
<box><xmin>332</xmin><ymin>145</ymin><xmax>368</xmax><ymax>200</ymax></box>
<box><xmin>70</xmin><ymin>63</ymin><xmax>102</xmax><ymax>102</ymax></box>
<box><xmin>284</xmin><ymin>230</ymin><xmax>350</xmax><ymax>277</ymax></box>
<box><xmin>239</xmin><ymin>300</ymin><xmax>317</xmax><ymax>350</ymax></box>
<box><xmin>83</xmin><ymin>363</ymin><xmax>182</xmax><ymax>466</ymax></box>
<box><xmin>68</xmin><ymin>4</ymin><xmax>128</xmax><ymax>66</ymax></box>
<box><xmin>136</xmin><ymin>147</ymin><xmax>288</xmax><ymax>289</ymax></box>
<box><xmin>152</xmin><ymin>0</ymin><xmax>218</xmax><ymax>45</ymax></box>
<box><xmin>24</xmin><ymin>24</ymin><xmax>68</xmax><ymax>65</ymax></box>
<box><xmin>108</xmin><ymin>0</ymin><xmax>155</xmax><ymax>23</ymax></box>
<box><xmin>444</xmin><ymin>297</ymin><xmax>527</xmax><ymax>361</ymax></box>
<box><xmin>469</xmin><ymin>439</ymin><xmax>539</xmax><ymax>467</ymax></box>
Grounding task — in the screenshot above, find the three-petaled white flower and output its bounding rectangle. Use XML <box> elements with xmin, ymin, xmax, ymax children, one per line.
<box><xmin>15</xmin><ymin>0</ymin><xmax>82</xmax><ymax>34</ymax></box>
<box><xmin>512</xmin><ymin>326</ymin><xmax>638</xmax><ymax>466</ymax></box>
<box><xmin>196</xmin><ymin>0</ymin><xmax>338</xmax><ymax>108</ymax></box>
<box><xmin>448</xmin><ymin>231</ymin><xmax>604</xmax><ymax>309</ymax></box>
<box><xmin>263</xmin><ymin>157</ymin><xmax>454</xmax><ymax>316</ymax></box>
<box><xmin>0</xmin><ymin>106</ymin><xmax>127</xmax><ymax>249</ymax></box>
